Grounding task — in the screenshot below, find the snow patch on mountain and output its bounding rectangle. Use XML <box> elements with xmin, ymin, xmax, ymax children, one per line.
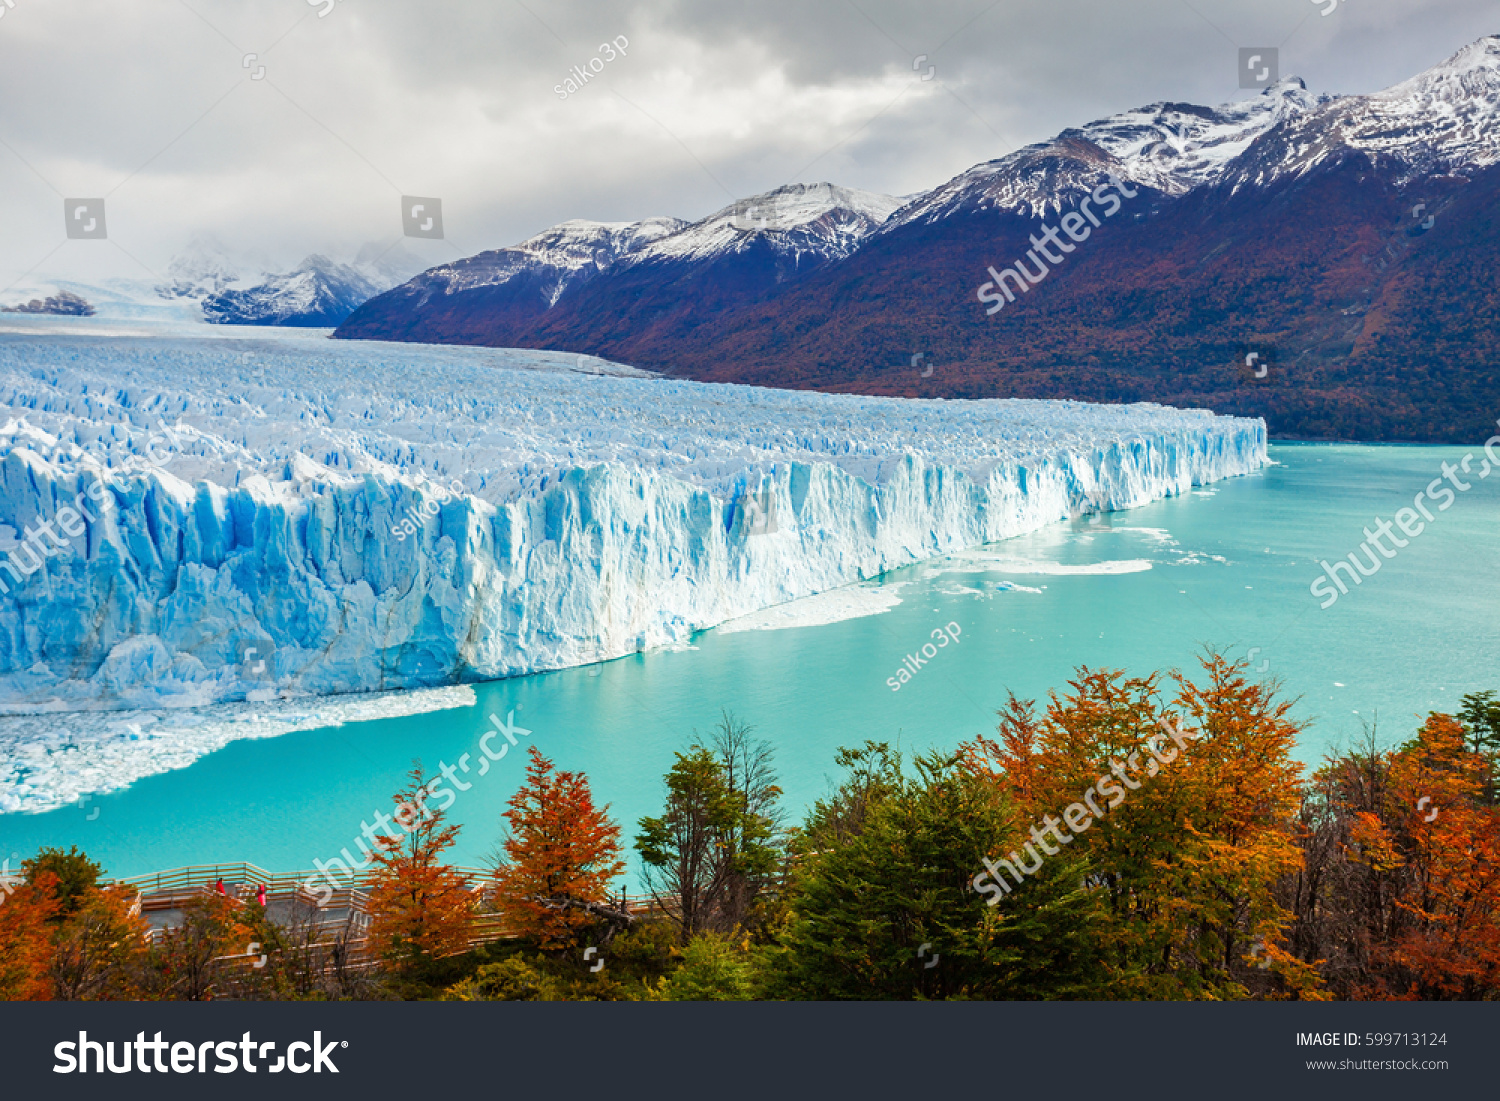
<box><xmin>633</xmin><ymin>182</ymin><xmax>903</xmax><ymax>265</ymax></box>
<box><xmin>886</xmin><ymin>79</ymin><xmax>1327</xmax><ymax>225</ymax></box>
<box><xmin>1338</xmin><ymin>34</ymin><xmax>1500</xmax><ymax>176</ymax></box>
<box><xmin>377</xmin><ymin>217</ymin><xmax>687</xmax><ymax>311</ymax></box>
<box><xmin>201</xmin><ymin>255</ymin><xmax>379</xmax><ymax>327</ymax></box>
<box><xmin>1221</xmin><ymin>35</ymin><xmax>1500</xmax><ymax>192</ymax></box>
<box><xmin>374</xmin><ymin>182</ymin><xmax>902</xmax><ymax>313</ymax></box>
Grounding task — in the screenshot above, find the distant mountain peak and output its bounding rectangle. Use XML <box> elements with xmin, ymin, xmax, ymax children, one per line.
<box><xmin>157</xmin><ymin>232</ymin><xmax>252</xmax><ymax>300</ymax></box>
<box><xmin>515</xmin><ymin>216</ymin><xmax>688</xmax><ymax>270</ymax></box>
<box><xmin>631</xmin><ymin>182</ymin><xmax>902</xmax><ymax>265</ymax></box>
<box><xmin>884</xmin><ymin>77</ymin><xmax>1329</xmax><ymax>227</ymax></box>
<box><xmin>722</xmin><ymin>181</ymin><xmax>904</xmax><ymax>229</ymax></box>
<box><xmin>1218</xmin><ymin>33</ymin><xmax>1500</xmax><ymax>191</ymax></box>
<box><xmin>201</xmin><ymin>256</ymin><xmax>377</xmax><ymax>328</ymax></box>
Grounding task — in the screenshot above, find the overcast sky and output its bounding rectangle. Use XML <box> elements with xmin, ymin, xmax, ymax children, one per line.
<box><xmin>0</xmin><ymin>0</ymin><xmax>1493</xmax><ymax>290</ymax></box>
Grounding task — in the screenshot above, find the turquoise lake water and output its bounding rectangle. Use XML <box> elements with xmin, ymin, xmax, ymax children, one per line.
<box><xmin>2</xmin><ymin>443</ymin><xmax>1496</xmax><ymax>884</ymax></box>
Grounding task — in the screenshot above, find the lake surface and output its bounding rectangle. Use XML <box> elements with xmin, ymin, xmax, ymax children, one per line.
<box><xmin>2</xmin><ymin>443</ymin><xmax>1496</xmax><ymax>884</ymax></box>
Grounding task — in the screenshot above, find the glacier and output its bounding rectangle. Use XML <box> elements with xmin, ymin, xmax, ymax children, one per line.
<box><xmin>0</xmin><ymin>317</ymin><xmax>1266</xmax><ymax>726</ymax></box>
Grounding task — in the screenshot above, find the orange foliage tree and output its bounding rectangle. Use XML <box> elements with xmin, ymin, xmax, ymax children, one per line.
<box><xmin>1347</xmin><ymin>714</ymin><xmax>1500</xmax><ymax>998</ymax></box>
<box><xmin>965</xmin><ymin>654</ymin><xmax>1316</xmax><ymax>999</ymax></box>
<box><xmin>367</xmin><ymin>763</ymin><xmax>475</xmax><ymax>973</ymax></box>
<box><xmin>0</xmin><ymin>872</ymin><xmax>59</xmax><ymax>1000</ymax></box>
<box><xmin>492</xmin><ymin>746</ymin><xmax>626</xmax><ymax>949</ymax></box>
<box><xmin>50</xmin><ymin>885</ymin><xmax>150</xmax><ymax>1000</ymax></box>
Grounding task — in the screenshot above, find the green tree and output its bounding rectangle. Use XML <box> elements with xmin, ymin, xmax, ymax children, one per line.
<box><xmin>658</xmin><ymin>933</ymin><xmax>760</xmax><ymax>1000</ymax></box>
<box><xmin>636</xmin><ymin>717</ymin><xmax>783</xmax><ymax>942</ymax></box>
<box><xmin>637</xmin><ymin>747</ymin><xmax>738</xmax><ymax>942</ymax></box>
<box><xmin>707</xmin><ymin>712</ymin><xmax>784</xmax><ymax>933</ymax></box>
<box><xmin>1459</xmin><ymin>691</ymin><xmax>1500</xmax><ymax>803</ymax></box>
<box><xmin>444</xmin><ymin>956</ymin><xmax>564</xmax><ymax>1001</ymax></box>
<box><xmin>23</xmin><ymin>847</ymin><xmax>102</xmax><ymax>919</ymax></box>
<box><xmin>1459</xmin><ymin>691</ymin><xmax>1500</xmax><ymax>751</ymax></box>
<box><xmin>769</xmin><ymin>743</ymin><xmax>1107</xmax><ymax>1000</ymax></box>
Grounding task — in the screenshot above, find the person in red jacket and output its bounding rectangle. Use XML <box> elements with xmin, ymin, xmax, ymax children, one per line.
<box><xmin>214</xmin><ymin>877</ymin><xmax>226</xmax><ymax>896</ymax></box>
<box><xmin>256</xmin><ymin>883</ymin><xmax>267</xmax><ymax>908</ymax></box>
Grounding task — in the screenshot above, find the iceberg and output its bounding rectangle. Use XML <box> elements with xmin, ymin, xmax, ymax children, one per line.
<box><xmin>0</xmin><ymin>319</ymin><xmax>1267</xmax><ymax>719</ymax></box>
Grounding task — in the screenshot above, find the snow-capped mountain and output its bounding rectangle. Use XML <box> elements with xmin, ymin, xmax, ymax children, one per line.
<box><xmin>147</xmin><ymin>236</ymin><xmax>429</xmax><ymax>327</ymax></box>
<box><xmin>387</xmin><ymin>183</ymin><xmax>901</xmax><ymax>308</ymax></box>
<box><xmin>634</xmin><ymin>182</ymin><xmax>903</xmax><ymax>265</ymax></box>
<box><xmin>337</xmin><ymin>183</ymin><xmax>901</xmax><ymax>343</ymax></box>
<box><xmin>201</xmin><ymin>254</ymin><xmax>380</xmax><ymax>327</ymax></box>
<box><xmin>1219</xmin><ymin>34</ymin><xmax>1500</xmax><ymax>192</ymax></box>
<box><xmin>335</xmin><ymin>34</ymin><xmax>1500</xmax><ymax>444</ymax></box>
<box><xmin>341</xmin><ymin>184</ymin><xmax>897</xmax><ymax>332</ymax></box>
<box><xmin>884</xmin><ymin>78</ymin><xmax>1327</xmax><ymax>226</ymax></box>
<box><xmin>155</xmin><ymin>234</ymin><xmax>251</xmax><ymax>301</ymax></box>
<box><xmin>385</xmin><ymin>216</ymin><xmax>686</xmax><ymax>312</ymax></box>
<box><xmin>339</xmin><ymin>66</ymin><xmax>1339</xmax><ymax>343</ymax></box>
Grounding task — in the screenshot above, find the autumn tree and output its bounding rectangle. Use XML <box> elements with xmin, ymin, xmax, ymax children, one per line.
<box><xmin>1166</xmin><ymin>655</ymin><xmax>1316</xmax><ymax>996</ymax></box>
<box><xmin>367</xmin><ymin>763</ymin><xmax>475</xmax><ymax>974</ymax></box>
<box><xmin>0</xmin><ymin>872</ymin><xmax>59</xmax><ymax>1000</ymax></box>
<box><xmin>49</xmin><ymin>885</ymin><xmax>149</xmax><ymax>1000</ymax></box>
<box><xmin>1348</xmin><ymin>714</ymin><xmax>1500</xmax><ymax>998</ymax></box>
<box><xmin>492</xmin><ymin>746</ymin><xmax>628</xmax><ymax>950</ymax></box>
<box><xmin>1281</xmin><ymin>729</ymin><xmax>1388</xmax><ymax>995</ymax></box>
<box><xmin>15</xmin><ymin>847</ymin><xmax>149</xmax><ymax>1001</ymax></box>
<box><xmin>966</xmin><ymin>655</ymin><xmax>1315</xmax><ymax>999</ymax></box>
<box><xmin>1284</xmin><ymin>709</ymin><xmax>1500</xmax><ymax>1000</ymax></box>
<box><xmin>136</xmin><ymin>893</ymin><xmax>254</xmax><ymax>1001</ymax></box>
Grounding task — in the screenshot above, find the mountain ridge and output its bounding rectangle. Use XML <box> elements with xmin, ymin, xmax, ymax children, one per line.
<box><xmin>335</xmin><ymin>35</ymin><xmax>1500</xmax><ymax>443</ymax></box>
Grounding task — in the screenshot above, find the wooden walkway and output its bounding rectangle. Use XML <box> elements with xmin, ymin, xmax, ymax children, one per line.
<box><xmin>105</xmin><ymin>862</ymin><xmax>668</xmax><ymax>970</ymax></box>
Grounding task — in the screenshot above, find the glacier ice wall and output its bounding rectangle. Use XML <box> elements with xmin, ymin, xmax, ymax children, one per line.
<box><xmin>0</xmin><ymin>321</ymin><xmax>1267</xmax><ymax>711</ymax></box>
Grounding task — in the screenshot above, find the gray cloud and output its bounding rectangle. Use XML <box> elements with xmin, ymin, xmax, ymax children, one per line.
<box><xmin>0</xmin><ymin>0</ymin><xmax>1493</xmax><ymax>289</ymax></box>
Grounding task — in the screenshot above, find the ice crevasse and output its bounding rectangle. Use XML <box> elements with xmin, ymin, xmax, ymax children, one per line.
<box><xmin>0</xmin><ymin>326</ymin><xmax>1268</xmax><ymax>711</ymax></box>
